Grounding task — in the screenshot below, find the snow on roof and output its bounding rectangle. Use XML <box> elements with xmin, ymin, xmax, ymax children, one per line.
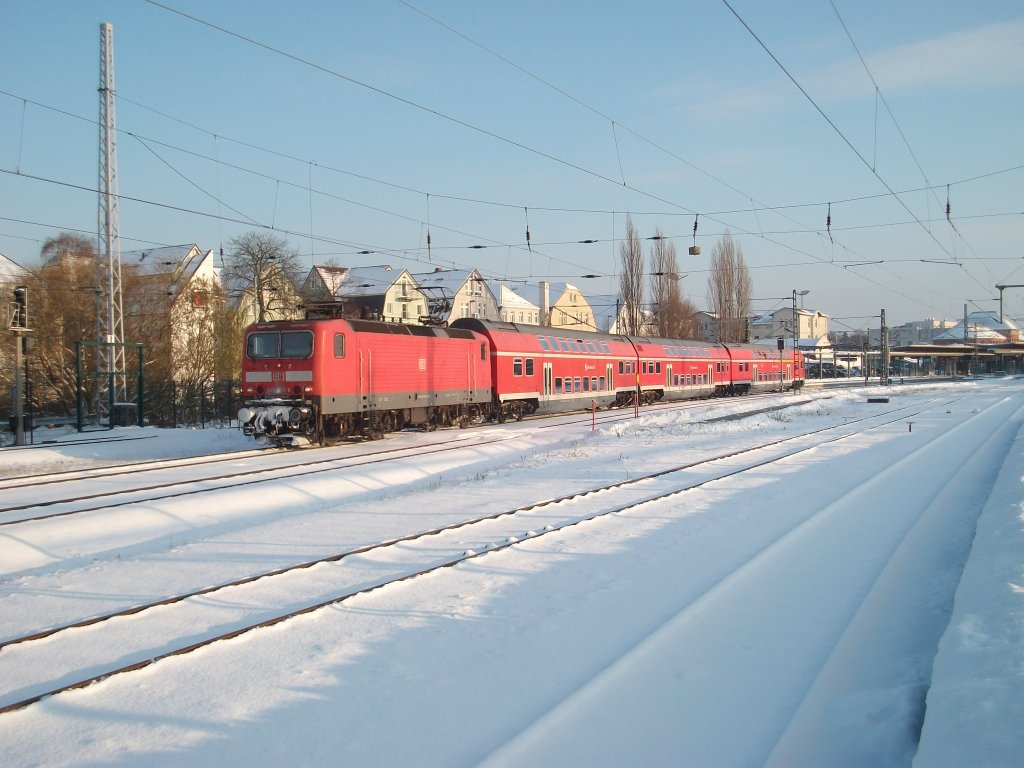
<box><xmin>122</xmin><ymin>245</ymin><xmax>209</xmax><ymax>283</ymax></box>
<box><xmin>0</xmin><ymin>252</ymin><xmax>29</xmax><ymax>283</ymax></box>
<box><xmin>934</xmin><ymin>311</ymin><xmax>1019</xmax><ymax>342</ymax></box>
<box><xmin>499</xmin><ymin>284</ymin><xmax>537</xmax><ymax>309</ymax></box>
<box><xmin>339</xmin><ymin>267</ymin><xmax>401</xmax><ymax>297</ymax></box>
<box><xmin>412</xmin><ymin>269</ymin><xmax>474</xmax><ymax>290</ymax></box>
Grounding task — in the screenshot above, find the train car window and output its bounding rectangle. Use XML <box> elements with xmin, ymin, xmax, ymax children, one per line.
<box><xmin>334</xmin><ymin>333</ymin><xmax>345</xmax><ymax>358</ymax></box>
<box><xmin>582</xmin><ymin>376</ymin><xmax>590</xmax><ymax>392</ymax></box>
<box><xmin>538</xmin><ymin>336</ymin><xmax>551</xmax><ymax>351</ymax></box>
<box><xmin>567</xmin><ymin>339</ymin><xmax>580</xmax><ymax>353</ymax></box>
<box><xmin>513</xmin><ymin>358</ymin><xmax>523</xmax><ymax>376</ymax></box>
<box><xmin>600</xmin><ymin>341</ymin><xmax>610</xmax><ymax>354</ymax></box>
<box><xmin>599</xmin><ymin>376</ymin><xmax>606</xmax><ymax>390</ymax></box>
<box><xmin>555</xmin><ymin>377</ymin><xmax>563</xmax><ymax>394</ymax></box>
<box><xmin>280</xmin><ymin>331</ymin><xmax>314</xmax><ymax>358</ymax></box>
<box><xmin>655</xmin><ymin>362</ymin><xmax>662</xmax><ymax>374</ymax></box>
<box><xmin>590</xmin><ymin>376</ymin><xmax>598</xmax><ymax>391</ymax></box>
<box><xmin>574</xmin><ymin>377</ymin><xmax>582</xmax><ymax>392</ymax></box>
<box><xmin>557</xmin><ymin>338</ymin><xmax>571</xmax><ymax>352</ymax></box>
<box><xmin>246</xmin><ymin>332</ymin><xmax>279</xmax><ymax>359</ymax></box>
<box><xmin>525</xmin><ymin>358</ymin><xmax>535</xmax><ymax>376</ymax></box>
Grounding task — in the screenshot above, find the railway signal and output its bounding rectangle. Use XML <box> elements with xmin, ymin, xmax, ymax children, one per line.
<box><xmin>11</xmin><ymin>285</ymin><xmax>27</xmax><ymax>329</ymax></box>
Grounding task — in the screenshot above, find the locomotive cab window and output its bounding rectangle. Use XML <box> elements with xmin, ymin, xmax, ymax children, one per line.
<box><xmin>281</xmin><ymin>331</ymin><xmax>313</xmax><ymax>358</ymax></box>
<box><xmin>246</xmin><ymin>332</ymin><xmax>278</xmax><ymax>359</ymax></box>
<box><xmin>247</xmin><ymin>330</ymin><xmax>313</xmax><ymax>359</ymax></box>
<box><xmin>334</xmin><ymin>333</ymin><xmax>345</xmax><ymax>358</ymax></box>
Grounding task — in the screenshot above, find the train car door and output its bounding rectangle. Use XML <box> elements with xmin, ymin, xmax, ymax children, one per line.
<box><xmin>666</xmin><ymin>364</ymin><xmax>673</xmax><ymax>389</ymax></box>
<box><xmin>543</xmin><ymin>362</ymin><xmax>553</xmax><ymax>397</ymax></box>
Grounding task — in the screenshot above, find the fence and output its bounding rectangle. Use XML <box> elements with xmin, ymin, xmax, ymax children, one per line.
<box><xmin>144</xmin><ymin>379</ymin><xmax>240</xmax><ymax>428</ymax></box>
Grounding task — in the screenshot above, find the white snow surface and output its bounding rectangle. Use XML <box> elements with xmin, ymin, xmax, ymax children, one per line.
<box><xmin>0</xmin><ymin>379</ymin><xmax>1021</xmax><ymax>767</ymax></box>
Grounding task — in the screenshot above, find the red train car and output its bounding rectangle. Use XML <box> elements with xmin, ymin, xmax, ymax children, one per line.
<box><xmin>627</xmin><ymin>335</ymin><xmax>731</xmax><ymax>403</ymax></box>
<box><xmin>238</xmin><ymin>318</ymin><xmax>491</xmax><ymax>445</ymax></box>
<box><xmin>450</xmin><ymin>319</ymin><xmax>640</xmax><ymax>419</ymax></box>
<box><xmin>722</xmin><ymin>342</ymin><xmax>805</xmax><ymax>394</ymax></box>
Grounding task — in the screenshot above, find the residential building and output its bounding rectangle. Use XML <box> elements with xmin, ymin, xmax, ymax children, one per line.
<box><xmin>413</xmin><ymin>268</ymin><xmax>500</xmax><ymax>325</ymax></box>
<box><xmin>334</xmin><ymin>267</ymin><xmax>427</xmax><ymax>324</ymax></box>
<box><xmin>497</xmin><ymin>284</ymin><xmax>540</xmax><ymax>325</ymax></box>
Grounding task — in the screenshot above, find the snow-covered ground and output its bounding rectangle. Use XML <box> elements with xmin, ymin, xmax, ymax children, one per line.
<box><xmin>0</xmin><ymin>379</ymin><xmax>1021</xmax><ymax>767</ymax></box>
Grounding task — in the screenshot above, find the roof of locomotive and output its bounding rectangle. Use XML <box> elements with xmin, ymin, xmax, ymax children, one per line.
<box><xmin>245</xmin><ymin>316</ymin><xmax>478</xmax><ymax>341</ymax></box>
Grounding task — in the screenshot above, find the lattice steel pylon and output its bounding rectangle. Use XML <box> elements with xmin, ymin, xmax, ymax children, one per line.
<box><xmin>97</xmin><ymin>21</ymin><xmax>126</xmax><ymax>409</ymax></box>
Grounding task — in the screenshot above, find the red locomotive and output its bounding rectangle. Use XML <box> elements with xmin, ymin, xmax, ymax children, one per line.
<box><xmin>238</xmin><ymin>317</ymin><xmax>805</xmax><ymax>446</ymax></box>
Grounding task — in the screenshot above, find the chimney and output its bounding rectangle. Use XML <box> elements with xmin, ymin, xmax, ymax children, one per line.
<box><xmin>539</xmin><ymin>281</ymin><xmax>550</xmax><ymax>326</ymax></box>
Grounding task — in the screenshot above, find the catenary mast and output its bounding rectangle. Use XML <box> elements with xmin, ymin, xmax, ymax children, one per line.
<box><xmin>97</xmin><ymin>21</ymin><xmax>125</xmax><ymax>408</ymax></box>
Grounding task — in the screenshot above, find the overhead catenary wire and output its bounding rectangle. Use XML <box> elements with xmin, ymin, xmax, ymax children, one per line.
<box><xmin>0</xmin><ymin>10</ymin><xmax>1018</xmax><ymax>323</ymax></box>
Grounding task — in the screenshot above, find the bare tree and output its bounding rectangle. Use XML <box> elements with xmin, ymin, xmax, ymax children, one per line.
<box><xmin>222</xmin><ymin>232</ymin><xmax>304</xmax><ymax>322</ymax></box>
<box><xmin>706</xmin><ymin>232</ymin><xmax>752</xmax><ymax>343</ymax></box>
<box><xmin>618</xmin><ymin>216</ymin><xmax>644</xmax><ymax>335</ymax></box>
<box><xmin>40</xmin><ymin>233</ymin><xmax>95</xmax><ymax>266</ymax></box>
<box><xmin>22</xmin><ymin>254</ymin><xmax>101</xmax><ymax>415</ymax></box>
<box><xmin>650</xmin><ymin>230</ymin><xmax>697</xmax><ymax>338</ymax></box>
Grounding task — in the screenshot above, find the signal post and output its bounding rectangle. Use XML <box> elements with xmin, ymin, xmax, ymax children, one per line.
<box><xmin>9</xmin><ymin>286</ymin><xmax>30</xmax><ymax>446</ymax></box>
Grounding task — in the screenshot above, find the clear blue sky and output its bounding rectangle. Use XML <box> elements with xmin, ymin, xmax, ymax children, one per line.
<box><xmin>3</xmin><ymin>0</ymin><xmax>1022</xmax><ymax>329</ymax></box>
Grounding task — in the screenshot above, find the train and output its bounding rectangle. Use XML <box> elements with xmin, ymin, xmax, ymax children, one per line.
<box><xmin>237</xmin><ymin>316</ymin><xmax>805</xmax><ymax>446</ymax></box>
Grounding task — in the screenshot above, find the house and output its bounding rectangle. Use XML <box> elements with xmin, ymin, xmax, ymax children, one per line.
<box><xmin>694</xmin><ymin>311</ymin><xmax>719</xmax><ymax>342</ymax></box>
<box><xmin>412</xmin><ymin>268</ymin><xmax>500</xmax><ymax>325</ymax></box>
<box><xmin>508</xmin><ymin>282</ymin><xmax>599</xmax><ymax>331</ymax></box>
<box><xmin>335</xmin><ymin>267</ymin><xmax>427</xmax><ymax>324</ymax></box>
<box><xmin>235</xmin><ymin>262</ymin><xmax>304</xmax><ymax>326</ymax></box>
<box><xmin>497</xmin><ymin>284</ymin><xmax>540</xmax><ymax>325</ymax></box>
<box><xmin>301</xmin><ymin>264</ymin><xmax>349</xmax><ymax>304</ymax></box>
<box><xmin>887</xmin><ymin>318</ymin><xmax>959</xmax><ymax>346</ymax></box>
<box><xmin>607</xmin><ymin>301</ymin><xmax>657</xmax><ymax>336</ymax></box>
<box><xmin>751</xmin><ymin>306</ymin><xmax>830</xmax><ymax>342</ymax></box>
<box><xmin>122</xmin><ymin>244</ymin><xmax>225</xmax><ymax>384</ymax></box>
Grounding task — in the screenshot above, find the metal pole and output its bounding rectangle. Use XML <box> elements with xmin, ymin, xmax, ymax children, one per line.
<box><xmin>13</xmin><ymin>332</ymin><xmax>24</xmax><ymax>446</ymax></box>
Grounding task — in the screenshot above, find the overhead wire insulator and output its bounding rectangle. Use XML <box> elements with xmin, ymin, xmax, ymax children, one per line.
<box><xmin>525</xmin><ymin>207</ymin><xmax>532</xmax><ymax>251</ymax></box>
<box><xmin>827</xmin><ymin>202</ymin><xmax>833</xmax><ymax>244</ymax></box>
<box><xmin>689</xmin><ymin>214</ymin><xmax>701</xmax><ymax>255</ymax></box>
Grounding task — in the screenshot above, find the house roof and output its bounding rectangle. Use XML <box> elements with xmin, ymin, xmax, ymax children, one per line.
<box><xmin>934</xmin><ymin>311</ymin><xmax>1019</xmax><ymax>342</ymax></box>
<box><xmin>412</xmin><ymin>269</ymin><xmax>475</xmax><ymax>294</ymax></box>
<box><xmin>339</xmin><ymin>267</ymin><xmax>406</xmax><ymax>297</ymax></box>
<box><xmin>498</xmin><ymin>284</ymin><xmax>538</xmax><ymax>310</ymax></box>
<box><xmin>122</xmin><ymin>244</ymin><xmax>209</xmax><ymax>284</ymax></box>
<box><xmin>0</xmin><ymin>252</ymin><xmax>28</xmax><ymax>283</ymax></box>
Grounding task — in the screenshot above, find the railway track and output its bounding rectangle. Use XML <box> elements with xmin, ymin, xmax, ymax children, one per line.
<box><xmin>0</xmin><ymin>395</ymin><xmax>957</xmax><ymax>715</ymax></box>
